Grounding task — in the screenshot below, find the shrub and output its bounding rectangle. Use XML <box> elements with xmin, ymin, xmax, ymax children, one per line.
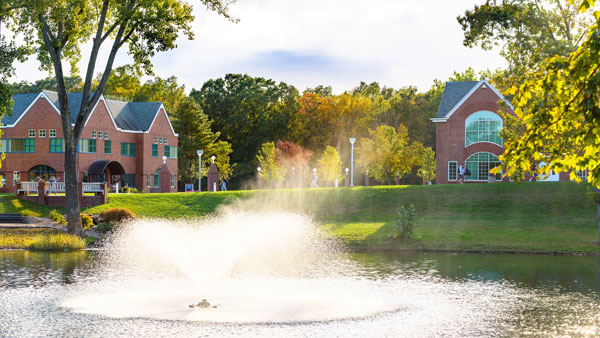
<box><xmin>30</xmin><ymin>233</ymin><xmax>86</xmax><ymax>251</ymax></box>
<box><xmin>395</xmin><ymin>204</ymin><xmax>417</xmax><ymax>239</ymax></box>
<box><xmin>81</xmin><ymin>213</ymin><xmax>94</xmax><ymax>230</ymax></box>
<box><xmin>99</xmin><ymin>207</ymin><xmax>135</xmax><ymax>226</ymax></box>
<box><xmin>50</xmin><ymin>209</ymin><xmax>67</xmax><ymax>225</ymax></box>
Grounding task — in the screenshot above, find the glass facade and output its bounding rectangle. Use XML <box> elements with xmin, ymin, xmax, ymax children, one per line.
<box><xmin>104</xmin><ymin>140</ymin><xmax>111</xmax><ymax>154</ymax></box>
<box><xmin>465</xmin><ymin>111</ymin><xmax>503</xmax><ymax>147</ymax></box>
<box><xmin>164</xmin><ymin>146</ymin><xmax>177</xmax><ymax>159</ymax></box>
<box><xmin>79</xmin><ymin>139</ymin><xmax>96</xmax><ymax>153</ymax></box>
<box><xmin>120</xmin><ymin>143</ymin><xmax>136</xmax><ymax>157</ymax></box>
<box><xmin>466</xmin><ymin>152</ymin><xmax>502</xmax><ymax>181</ymax></box>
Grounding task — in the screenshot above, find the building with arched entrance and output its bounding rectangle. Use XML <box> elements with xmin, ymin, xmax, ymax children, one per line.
<box><xmin>431</xmin><ymin>79</ymin><xmax>572</xmax><ymax>184</ymax></box>
<box><xmin>0</xmin><ymin>91</ymin><xmax>178</xmax><ymax>194</ymax></box>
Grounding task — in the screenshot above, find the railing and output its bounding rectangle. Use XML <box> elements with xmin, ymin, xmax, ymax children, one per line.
<box><xmin>82</xmin><ymin>182</ymin><xmax>104</xmax><ymax>195</ymax></box>
<box><xmin>46</xmin><ymin>182</ymin><xmax>65</xmax><ymax>194</ymax></box>
<box><xmin>17</xmin><ymin>182</ymin><xmax>39</xmax><ymax>194</ymax></box>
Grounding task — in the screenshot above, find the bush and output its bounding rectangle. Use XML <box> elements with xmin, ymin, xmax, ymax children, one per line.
<box><xmin>81</xmin><ymin>213</ymin><xmax>94</xmax><ymax>230</ymax></box>
<box><xmin>30</xmin><ymin>233</ymin><xmax>86</xmax><ymax>251</ymax></box>
<box><xmin>99</xmin><ymin>207</ymin><xmax>135</xmax><ymax>226</ymax></box>
<box><xmin>395</xmin><ymin>204</ymin><xmax>417</xmax><ymax>239</ymax></box>
<box><xmin>50</xmin><ymin>209</ymin><xmax>67</xmax><ymax>225</ymax></box>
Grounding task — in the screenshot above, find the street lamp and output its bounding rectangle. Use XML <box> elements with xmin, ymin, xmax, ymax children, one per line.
<box><xmin>257</xmin><ymin>167</ymin><xmax>262</xmax><ymax>189</ymax></box>
<box><xmin>211</xmin><ymin>155</ymin><xmax>216</xmax><ymax>164</ymax></box>
<box><xmin>196</xmin><ymin>150</ymin><xmax>203</xmax><ymax>191</ymax></box>
<box><xmin>349</xmin><ymin>138</ymin><xmax>356</xmax><ymax>187</ymax></box>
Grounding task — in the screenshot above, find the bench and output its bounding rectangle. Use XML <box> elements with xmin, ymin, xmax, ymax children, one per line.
<box><xmin>16</xmin><ymin>182</ymin><xmax>39</xmax><ymax>195</ymax></box>
<box><xmin>82</xmin><ymin>182</ymin><xmax>105</xmax><ymax>196</ymax></box>
<box><xmin>0</xmin><ymin>213</ymin><xmax>25</xmax><ymax>223</ymax></box>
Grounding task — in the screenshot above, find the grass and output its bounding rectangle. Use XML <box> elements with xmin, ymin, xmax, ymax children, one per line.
<box><xmin>0</xmin><ymin>228</ymin><xmax>86</xmax><ymax>250</ymax></box>
<box><xmin>0</xmin><ymin>193</ymin><xmax>61</xmax><ymax>218</ymax></box>
<box><xmin>85</xmin><ymin>182</ymin><xmax>600</xmax><ymax>254</ymax></box>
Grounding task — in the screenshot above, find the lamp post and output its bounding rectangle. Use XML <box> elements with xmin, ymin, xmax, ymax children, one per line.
<box><xmin>345</xmin><ymin>168</ymin><xmax>350</xmax><ymax>187</ymax></box>
<box><xmin>196</xmin><ymin>150</ymin><xmax>203</xmax><ymax>191</ymax></box>
<box><xmin>257</xmin><ymin>167</ymin><xmax>262</xmax><ymax>189</ymax></box>
<box><xmin>349</xmin><ymin>138</ymin><xmax>356</xmax><ymax>187</ymax></box>
<box><xmin>211</xmin><ymin>155</ymin><xmax>216</xmax><ymax>164</ymax></box>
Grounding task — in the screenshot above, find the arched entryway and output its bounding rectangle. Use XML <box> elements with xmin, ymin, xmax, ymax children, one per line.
<box><xmin>88</xmin><ymin>160</ymin><xmax>125</xmax><ymax>186</ymax></box>
<box><xmin>28</xmin><ymin>165</ymin><xmax>56</xmax><ymax>181</ymax></box>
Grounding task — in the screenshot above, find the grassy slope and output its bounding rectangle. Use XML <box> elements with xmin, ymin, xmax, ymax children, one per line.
<box><xmin>0</xmin><ymin>193</ymin><xmax>61</xmax><ymax>218</ymax></box>
<box><xmin>86</xmin><ymin>182</ymin><xmax>600</xmax><ymax>253</ymax></box>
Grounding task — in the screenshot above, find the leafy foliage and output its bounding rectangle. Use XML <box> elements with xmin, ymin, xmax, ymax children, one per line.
<box><xmin>497</xmin><ymin>1</ymin><xmax>600</xmax><ymax>187</ymax></box>
<box><xmin>50</xmin><ymin>209</ymin><xmax>67</xmax><ymax>225</ymax></box>
<box><xmin>80</xmin><ymin>213</ymin><xmax>94</xmax><ymax>230</ymax></box>
<box><xmin>395</xmin><ymin>203</ymin><xmax>417</xmax><ymax>239</ymax></box>
<box><xmin>99</xmin><ymin>207</ymin><xmax>135</xmax><ymax>226</ymax></box>
<box><xmin>317</xmin><ymin>146</ymin><xmax>343</xmax><ymax>185</ymax></box>
<box><xmin>357</xmin><ymin>124</ymin><xmax>424</xmax><ymax>184</ymax></box>
<box><xmin>417</xmin><ymin>147</ymin><xmax>436</xmax><ymax>184</ymax></box>
<box><xmin>256</xmin><ymin>142</ymin><xmax>281</xmax><ymax>183</ymax></box>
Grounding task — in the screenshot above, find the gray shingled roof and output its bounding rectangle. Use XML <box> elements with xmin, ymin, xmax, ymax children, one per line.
<box><xmin>436</xmin><ymin>81</ymin><xmax>478</xmax><ymax>118</ymax></box>
<box><xmin>1</xmin><ymin>91</ymin><xmax>163</xmax><ymax>132</ymax></box>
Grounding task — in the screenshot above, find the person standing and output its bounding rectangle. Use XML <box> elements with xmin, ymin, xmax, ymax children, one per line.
<box><xmin>458</xmin><ymin>164</ymin><xmax>466</xmax><ymax>184</ymax></box>
<box><xmin>310</xmin><ymin>172</ymin><xmax>319</xmax><ymax>188</ymax></box>
<box><xmin>220</xmin><ymin>176</ymin><xmax>227</xmax><ymax>191</ymax></box>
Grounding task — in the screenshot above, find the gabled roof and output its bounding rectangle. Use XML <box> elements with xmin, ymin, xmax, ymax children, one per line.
<box><xmin>436</xmin><ymin>81</ymin><xmax>479</xmax><ymax>118</ymax></box>
<box><xmin>432</xmin><ymin>79</ymin><xmax>511</xmax><ymax>122</ymax></box>
<box><xmin>1</xmin><ymin>91</ymin><xmax>169</xmax><ymax>133</ymax></box>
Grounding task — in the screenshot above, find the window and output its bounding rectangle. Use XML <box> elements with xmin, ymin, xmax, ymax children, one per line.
<box><xmin>39</xmin><ymin>129</ymin><xmax>46</xmax><ymax>138</ymax></box>
<box><xmin>159</xmin><ymin>137</ymin><xmax>163</xmax><ymax>144</ymax></box>
<box><xmin>466</xmin><ymin>152</ymin><xmax>502</xmax><ymax>181</ymax></box>
<box><xmin>577</xmin><ymin>169</ymin><xmax>588</xmax><ymax>182</ymax></box>
<box><xmin>104</xmin><ymin>132</ymin><xmax>109</xmax><ymax>139</ymax></box>
<box><xmin>13</xmin><ymin>171</ymin><xmax>20</xmax><ymax>185</ymax></box>
<box><xmin>146</xmin><ymin>174</ymin><xmax>150</xmax><ymax>187</ymax></box>
<box><xmin>154</xmin><ymin>136</ymin><xmax>158</xmax><ymax>144</ymax></box>
<box><xmin>121</xmin><ymin>143</ymin><xmax>136</xmax><ymax>157</ymax></box>
<box><xmin>154</xmin><ymin>169</ymin><xmax>160</xmax><ymax>186</ymax></box>
<box><xmin>465</xmin><ymin>111</ymin><xmax>503</xmax><ymax>147</ymax></box>
<box><xmin>29</xmin><ymin>165</ymin><xmax>56</xmax><ymax>181</ymax></box>
<box><xmin>104</xmin><ymin>140</ymin><xmax>112</xmax><ymax>154</ymax></box>
<box><xmin>92</xmin><ymin>131</ymin><xmax>97</xmax><ymax>138</ymax></box>
<box><xmin>171</xmin><ymin>175</ymin><xmax>175</xmax><ymax>188</ymax></box>
<box><xmin>165</xmin><ymin>145</ymin><xmax>177</xmax><ymax>159</ymax></box>
<box><xmin>152</xmin><ymin>144</ymin><xmax>158</xmax><ymax>157</ymax></box>
<box><xmin>164</xmin><ymin>138</ymin><xmax>168</xmax><ymax>145</ymax></box>
<box><xmin>79</xmin><ymin>139</ymin><xmax>97</xmax><ymax>153</ymax></box>
<box><xmin>49</xmin><ymin>138</ymin><xmax>65</xmax><ymax>153</ymax></box>
<box><xmin>448</xmin><ymin>161</ymin><xmax>457</xmax><ymax>181</ymax></box>
<box><xmin>0</xmin><ymin>139</ymin><xmax>35</xmax><ymax>153</ymax></box>
<box><xmin>99</xmin><ymin>131</ymin><xmax>103</xmax><ymax>139</ymax></box>
<box><xmin>0</xmin><ymin>174</ymin><xmax>5</xmax><ymax>188</ymax></box>
<box><xmin>28</xmin><ymin>129</ymin><xmax>35</xmax><ymax>138</ymax></box>
<box><xmin>49</xmin><ymin>129</ymin><xmax>56</xmax><ymax>138</ymax></box>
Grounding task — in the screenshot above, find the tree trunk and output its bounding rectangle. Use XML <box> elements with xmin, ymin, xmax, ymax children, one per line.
<box><xmin>65</xmin><ymin>141</ymin><xmax>83</xmax><ymax>236</ymax></box>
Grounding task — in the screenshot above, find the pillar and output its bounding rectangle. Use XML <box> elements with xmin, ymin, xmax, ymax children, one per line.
<box><xmin>395</xmin><ymin>174</ymin><xmax>400</xmax><ymax>185</ymax></box>
<box><xmin>365</xmin><ymin>174</ymin><xmax>369</xmax><ymax>187</ymax></box>
<box><xmin>207</xmin><ymin>163</ymin><xmax>220</xmax><ymax>192</ymax></box>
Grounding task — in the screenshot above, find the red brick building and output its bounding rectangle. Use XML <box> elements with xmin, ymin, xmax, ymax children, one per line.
<box><xmin>0</xmin><ymin>91</ymin><xmax>178</xmax><ymax>193</ymax></box>
<box><xmin>431</xmin><ymin>79</ymin><xmax>571</xmax><ymax>184</ymax></box>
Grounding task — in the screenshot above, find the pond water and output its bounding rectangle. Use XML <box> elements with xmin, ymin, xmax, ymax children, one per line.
<box><xmin>1</xmin><ymin>212</ymin><xmax>600</xmax><ymax>337</ymax></box>
<box><xmin>1</xmin><ymin>249</ymin><xmax>600</xmax><ymax>337</ymax></box>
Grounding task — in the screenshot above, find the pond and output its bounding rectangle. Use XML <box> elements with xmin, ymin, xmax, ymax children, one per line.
<box><xmin>1</xmin><ymin>249</ymin><xmax>599</xmax><ymax>337</ymax></box>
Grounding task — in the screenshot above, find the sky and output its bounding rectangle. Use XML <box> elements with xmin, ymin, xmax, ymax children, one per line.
<box><xmin>8</xmin><ymin>0</ymin><xmax>506</xmax><ymax>94</ymax></box>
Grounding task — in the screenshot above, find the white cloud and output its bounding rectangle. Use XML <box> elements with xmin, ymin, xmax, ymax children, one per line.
<box><xmin>10</xmin><ymin>0</ymin><xmax>505</xmax><ymax>93</ymax></box>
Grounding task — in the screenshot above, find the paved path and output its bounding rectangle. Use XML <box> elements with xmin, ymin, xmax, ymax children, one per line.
<box><xmin>0</xmin><ymin>217</ymin><xmax>63</xmax><ymax>230</ymax></box>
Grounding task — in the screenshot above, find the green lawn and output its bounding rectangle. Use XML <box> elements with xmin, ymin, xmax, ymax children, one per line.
<box><xmin>0</xmin><ymin>193</ymin><xmax>60</xmax><ymax>218</ymax></box>
<box><xmin>85</xmin><ymin>182</ymin><xmax>600</xmax><ymax>254</ymax></box>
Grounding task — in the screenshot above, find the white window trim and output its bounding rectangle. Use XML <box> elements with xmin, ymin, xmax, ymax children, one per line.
<box><xmin>28</xmin><ymin>129</ymin><xmax>35</xmax><ymax>138</ymax></box>
<box><xmin>104</xmin><ymin>131</ymin><xmax>109</xmax><ymax>139</ymax></box>
<box><xmin>39</xmin><ymin>129</ymin><xmax>46</xmax><ymax>138</ymax></box>
<box><xmin>13</xmin><ymin>171</ymin><xmax>20</xmax><ymax>185</ymax></box>
<box><xmin>448</xmin><ymin>161</ymin><xmax>458</xmax><ymax>181</ymax></box>
<box><xmin>92</xmin><ymin>130</ymin><xmax>97</xmax><ymax>139</ymax></box>
<box><xmin>465</xmin><ymin>152</ymin><xmax>503</xmax><ymax>182</ymax></box>
<box><xmin>164</xmin><ymin>137</ymin><xmax>168</xmax><ymax>145</ymax></box>
<box><xmin>49</xmin><ymin>129</ymin><xmax>56</xmax><ymax>138</ymax></box>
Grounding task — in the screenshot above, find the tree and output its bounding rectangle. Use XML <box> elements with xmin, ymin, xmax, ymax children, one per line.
<box><xmin>10</xmin><ymin>76</ymin><xmax>84</xmax><ymax>94</ymax></box>
<box><xmin>211</xmin><ymin>140</ymin><xmax>234</xmax><ymax>180</ymax></box>
<box><xmin>172</xmin><ymin>97</ymin><xmax>220</xmax><ymax>185</ymax></box>
<box><xmin>1</xmin><ymin>0</ymin><xmax>237</xmax><ymax>235</ymax></box>
<box><xmin>357</xmin><ymin>124</ymin><xmax>424</xmax><ymax>184</ymax></box>
<box><xmin>256</xmin><ymin>142</ymin><xmax>281</xmax><ymax>184</ymax></box>
<box><xmin>458</xmin><ymin>0</ymin><xmax>589</xmax><ymax>81</ymax></box>
<box><xmin>494</xmin><ymin>1</ymin><xmax>600</xmax><ymax>242</ymax></box>
<box><xmin>317</xmin><ymin>146</ymin><xmax>343</xmax><ymax>186</ymax></box>
<box><xmin>191</xmin><ymin>74</ymin><xmax>300</xmax><ymax>178</ymax></box>
<box><xmin>417</xmin><ymin>147</ymin><xmax>436</xmax><ymax>185</ymax></box>
<box><xmin>101</xmin><ymin>65</ymin><xmax>141</xmax><ymax>100</ymax></box>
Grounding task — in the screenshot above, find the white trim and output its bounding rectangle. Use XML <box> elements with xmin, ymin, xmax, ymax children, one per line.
<box><xmin>430</xmin><ymin>117</ymin><xmax>448</xmax><ymax>123</ymax></box>
<box><xmin>443</xmin><ymin>79</ymin><xmax>513</xmax><ymax>120</ymax></box>
<box><xmin>464</xmin><ymin>110</ymin><xmax>504</xmax><ymax>148</ymax></box>
<box><xmin>1</xmin><ymin>92</ymin><xmax>61</xmax><ymax>128</ymax></box>
<box><xmin>448</xmin><ymin>161</ymin><xmax>458</xmax><ymax>181</ymax></box>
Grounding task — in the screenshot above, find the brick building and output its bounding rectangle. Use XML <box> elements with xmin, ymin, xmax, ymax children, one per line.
<box><xmin>431</xmin><ymin>78</ymin><xmax>572</xmax><ymax>184</ymax></box>
<box><xmin>0</xmin><ymin>91</ymin><xmax>178</xmax><ymax>194</ymax></box>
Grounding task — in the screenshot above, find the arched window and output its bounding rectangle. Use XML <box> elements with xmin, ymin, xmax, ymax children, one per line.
<box><xmin>29</xmin><ymin>165</ymin><xmax>56</xmax><ymax>181</ymax></box>
<box><xmin>466</xmin><ymin>152</ymin><xmax>502</xmax><ymax>181</ymax></box>
<box><xmin>465</xmin><ymin>111</ymin><xmax>503</xmax><ymax>147</ymax></box>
